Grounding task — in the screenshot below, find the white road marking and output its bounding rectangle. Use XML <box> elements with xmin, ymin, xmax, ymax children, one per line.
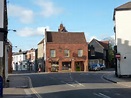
<box><xmin>69</xmin><ymin>73</ymin><xmax>73</xmax><ymax>80</ymax></box>
<box><xmin>99</xmin><ymin>93</ymin><xmax>111</xmax><ymax>98</ymax></box>
<box><xmin>66</xmin><ymin>83</ymin><xmax>76</xmax><ymax>87</ymax></box>
<box><xmin>94</xmin><ymin>93</ymin><xmax>111</xmax><ymax>98</ymax></box>
<box><xmin>61</xmin><ymin>80</ymin><xmax>85</xmax><ymax>88</ymax></box>
<box><xmin>24</xmin><ymin>89</ymin><xmax>31</xmax><ymax>96</ymax></box>
<box><xmin>94</xmin><ymin>93</ymin><xmax>103</xmax><ymax>97</ymax></box>
<box><xmin>26</xmin><ymin>76</ymin><xmax>42</xmax><ymax>98</ymax></box>
<box><xmin>61</xmin><ymin>81</ymin><xmax>75</xmax><ymax>87</ymax></box>
<box><xmin>75</xmin><ymin>81</ymin><xmax>85</xmax><ymax>87</ymax></box>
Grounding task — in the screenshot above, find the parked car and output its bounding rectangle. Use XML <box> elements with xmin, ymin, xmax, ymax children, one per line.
<box><xmin>99</xmin><ymin>64</ymin><xmax>106</xmax><ymax>70</ymax></box>
<box><xmin>89</xmin><ymin>64</ymin><xmax>101</xmax><ymax>71</ymax></box>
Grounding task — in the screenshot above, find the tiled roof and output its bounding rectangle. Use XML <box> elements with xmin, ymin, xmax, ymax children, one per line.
<box><xmin>115</xmin><ymin>1</ymin><xmax>131</xmax><ymax>10</ymax></box>
<box><xmin>98</xmin><ymin>40</ymin><xmax>109</xmax><ymax>49</ymax></box>
<box><xmin>46</xmin><ymin>31</ymin><xmax>86</xmax><ymax>44</ymax></box>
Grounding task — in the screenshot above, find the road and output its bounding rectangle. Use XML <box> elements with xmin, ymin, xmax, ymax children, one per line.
<box><xmin>26</xmin><ymin>71</ymin><xmax>131</xmax><ymax>98</ymax></box>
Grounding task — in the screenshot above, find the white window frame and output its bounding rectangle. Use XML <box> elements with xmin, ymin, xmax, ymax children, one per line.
<box><xmin>78</xmin><ymin>49</ymin><xmax>83</xmax><ymax>57</ymax></box>
<box><xmin>50</xmin><ymin>49</ymin><xmax>56</xmax><ymax>57</ymax></box>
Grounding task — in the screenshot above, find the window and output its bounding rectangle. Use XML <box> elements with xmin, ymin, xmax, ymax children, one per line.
<box><xmin>78</xmin><ymin>49</ymin><xmax>83</xmax><ymax>57</ymax></box>
<box><xmin>64</xmin><ymin>50</ymin><xmax>70</xmax><ymax>57</ymax></box>
<box><xmin>90</xmin><ymin>45</ymin><xmax>95</xmax><ymax>56</ymax></box>
<box><xmin>50</xmin><ymin>50</ymin><xmax>56</xmax><ymax>57</ymax></box>
<box><xmin>91</xmin><ymin>49</ymin><xmax>95</xmax><ymax>56</ymax></box>
<box><xmin>103</xmin><ymin>50</ymin><xmax>106</xmax><ymax>59</ymax></box>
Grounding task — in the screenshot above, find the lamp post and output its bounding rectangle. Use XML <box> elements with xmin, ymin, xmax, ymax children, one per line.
<box><xmin>8</xmin><ymin>29</ymin><xmax>16</xmax><ymax>32</ymax></box>
<box><xmin>0</xmin><ymin>0</ymin><xmax>16</xmax><ymax>85</ymax></box>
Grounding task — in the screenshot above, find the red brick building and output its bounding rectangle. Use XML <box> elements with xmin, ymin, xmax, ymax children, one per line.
<box><xmin>7</xmin><ymin>41</ymin><xmax>12</xmax><ymax>73</ymax></box>
<box><xmin>45</xmin><ymin>24</ymin><xmax>88</xmax><ymax>72</ymax></box>
<box><xmin>26</xmin><ymin>48</ymin><xmax>36</xmax><ymax>63</ymax></box>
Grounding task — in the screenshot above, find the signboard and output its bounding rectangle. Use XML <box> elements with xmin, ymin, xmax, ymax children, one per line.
<box><xmin>0</xmin><ymin>0</ymin><xmax>4</xmax><ymax>28</ymax></box>
<box><xmin>0</xmin><ymin>41</ymin><xmax>3</xmax><ymax>57</ymax></box>
<box><xmin>115</xmin><ymin>54</ymin><xmax>121</xmax><ymax>58</ymax></box>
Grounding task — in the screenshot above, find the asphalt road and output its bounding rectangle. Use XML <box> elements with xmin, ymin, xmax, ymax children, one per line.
<box><xmin>27</xmin><ymin>71</ymin><xmax>131</xmax><ymax>98</ymax></box>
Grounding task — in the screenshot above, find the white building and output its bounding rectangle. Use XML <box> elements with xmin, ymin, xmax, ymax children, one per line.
<box><xmin>12</xmin><ymin>51</ymin><xmax>28</xmax><ymax>71</ymax></box>
<box><xmin>113</xmin><ymin>1</ymin><xmax>131</xmax><ymax>77</ymax></box>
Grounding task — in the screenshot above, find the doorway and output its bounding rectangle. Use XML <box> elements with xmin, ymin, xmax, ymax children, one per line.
<box><xmin>75</xmin><ymin>61</ymin><xmax>84</xmax><ymax>71</ymax></box>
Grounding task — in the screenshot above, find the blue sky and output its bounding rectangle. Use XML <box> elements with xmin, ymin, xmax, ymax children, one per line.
<box><xmin>7</xmin><ymin>0</ymin><xmax>130</xmax><ymax>52</ymax></box>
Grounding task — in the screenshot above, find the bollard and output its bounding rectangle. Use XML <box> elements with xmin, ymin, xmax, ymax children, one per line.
<box><xmin>0</xmin><ymin>76</ymin><xmax>3</xmax><ymax>97</ymax></box>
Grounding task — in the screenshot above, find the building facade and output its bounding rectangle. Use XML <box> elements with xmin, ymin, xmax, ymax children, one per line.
<box><xmin>4</xmin><ymin>40</ymin><xmax>12</xmax><ymax>81</ymax></box>
<box><xmin>7</xmin><ymin>41</ymin><xmax>12</xmax><ymax>73</ymax></box>
<box><xmin>26</xmin><ymin>49</ymin><xmax>36</xmax><ymax>63</ymax></box>
<box><xmin>37</xmin><ymin>39</ymin><xmax>45</xmax><ymax>71</ymax></box>
<box><xmin>44</xmin><ymin>24</ymin><xmax>88</xmax><ymax>72</ymax></box>
<box><xmin>26</xmin><ymin>48</ymin><xmax>36</xmax><ymax>71</ymax></box>
<box><xmin>113</xmin><ymin>1</ymin><xmax>131</xmax><ymax>77</ymax></box>
<box><xmin>12</xmin><ymin>51</ymin><xmax>27</xmax><ymax>71</ymax></box>
<box><xmin>0</xmin><ymin>0</ymin><xmax>8</xmax><ymax>84</ymax></box>
<box><xmin>88</xmin><ymin>39</ymin><xmax>109</xmax><ymax>67</ymax></box>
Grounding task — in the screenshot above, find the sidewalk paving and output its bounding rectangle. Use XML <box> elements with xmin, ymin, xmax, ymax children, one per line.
<box><xmin>3</xmin><ymin>74</ymin><xmax>32</xmax><ymax>98</ymax></box>
<box><xmin>103</xmin><ymin>71</ymin><xmax>131</xmax><ymax>88</ymax></box>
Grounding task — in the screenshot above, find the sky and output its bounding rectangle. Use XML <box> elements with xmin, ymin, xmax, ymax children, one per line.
<box><xmin>7</xmin><ymin>0</ymin><xmax>130</xmax><ymax>52</ymax></box>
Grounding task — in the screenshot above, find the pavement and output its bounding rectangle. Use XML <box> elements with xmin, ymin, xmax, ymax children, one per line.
<box><xmin>2</xmin><ymin>70</ymin><xmax>34</xmax><ymax>98</ymax></box>
<box><xmin>103</xmin><ymin>70</ymin><xmax>131</xmax><ymax>88</ymax></box>
<box><xmin>2</xmin><ymin>69</ymin><xmax>131</xmax><ymax>98</ymax></box>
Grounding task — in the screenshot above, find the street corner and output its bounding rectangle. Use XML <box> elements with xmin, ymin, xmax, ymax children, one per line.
<box><xmin>102</xmin><ymin>73</ymin><xmax>117</xmax><ymax>83</ymax></box>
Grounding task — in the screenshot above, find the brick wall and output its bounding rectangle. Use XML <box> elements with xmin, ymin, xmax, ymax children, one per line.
<box><xmin>45</xmin><ymin>43</ymin><xmax>88</xmax><ymax>72</ymax></box>
<box><xmin>8</xmin><ymin>46</ymin><xmax>12</xmax><ymax>73</ymax></box>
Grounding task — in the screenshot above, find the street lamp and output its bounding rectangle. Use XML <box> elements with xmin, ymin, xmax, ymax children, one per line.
<box><xmin>8</xmin><ymin>29</ymin><xmax>16</xmax><ymax>32</ymax></box>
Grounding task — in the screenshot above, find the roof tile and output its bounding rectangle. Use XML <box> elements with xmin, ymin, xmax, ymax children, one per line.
<box><xmin>46</xmin><ymin>31</ymin><xmax>86</xmax><ymax>44</ymax></box>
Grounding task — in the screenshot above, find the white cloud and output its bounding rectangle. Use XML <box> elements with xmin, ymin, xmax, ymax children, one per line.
<box><xmin>35</xmin><ymin>0</ymin><xmax>63</xmax><ymax>17</ymax></box>
<box><xmin>8</xmin><ymin>4</ymin><xmax>34</xmax><ymax>24</ymax></box>
<box><xmin>17</xmin><ymin>26</ymin><xmax>50</xmax><ymax>37</ymax></box>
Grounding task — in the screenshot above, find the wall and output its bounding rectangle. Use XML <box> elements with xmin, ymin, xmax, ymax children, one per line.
<box><xmin>5</xmin><ymin>45</ymin><xmax>8</xmax><ymax>80</ymax></box>
<box><xmin>8</xmin><ymin>45</ymin><xmax>12</xmax><ymax>73</ymax></box>
<box><xmin>38</xmin><ymin>43</ymin><xmax>44</xmax><ymax>58</ymax></box>
<box><xmin>89</xmin><ymin>40</ymin><xmax>104</xmax><ymax>53</ymax></box>
<box><xmin>0</xmin><ymin>0</ymin><xmax>4</xmax><ymax>28</ymax></box>
<box><xmin>46</xmin><ymin>43</ymin><xmax>88</xmax><ymax>72</ymax></box>
<box><xmin>115</xmin><ymin>10</ymin><xmax>131</xmax><ymax>75</ymax></box>
<box><xmin>12</xmin><ymin>53</ymin><xmax>27</xmax><ymax>70</ymax></box>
